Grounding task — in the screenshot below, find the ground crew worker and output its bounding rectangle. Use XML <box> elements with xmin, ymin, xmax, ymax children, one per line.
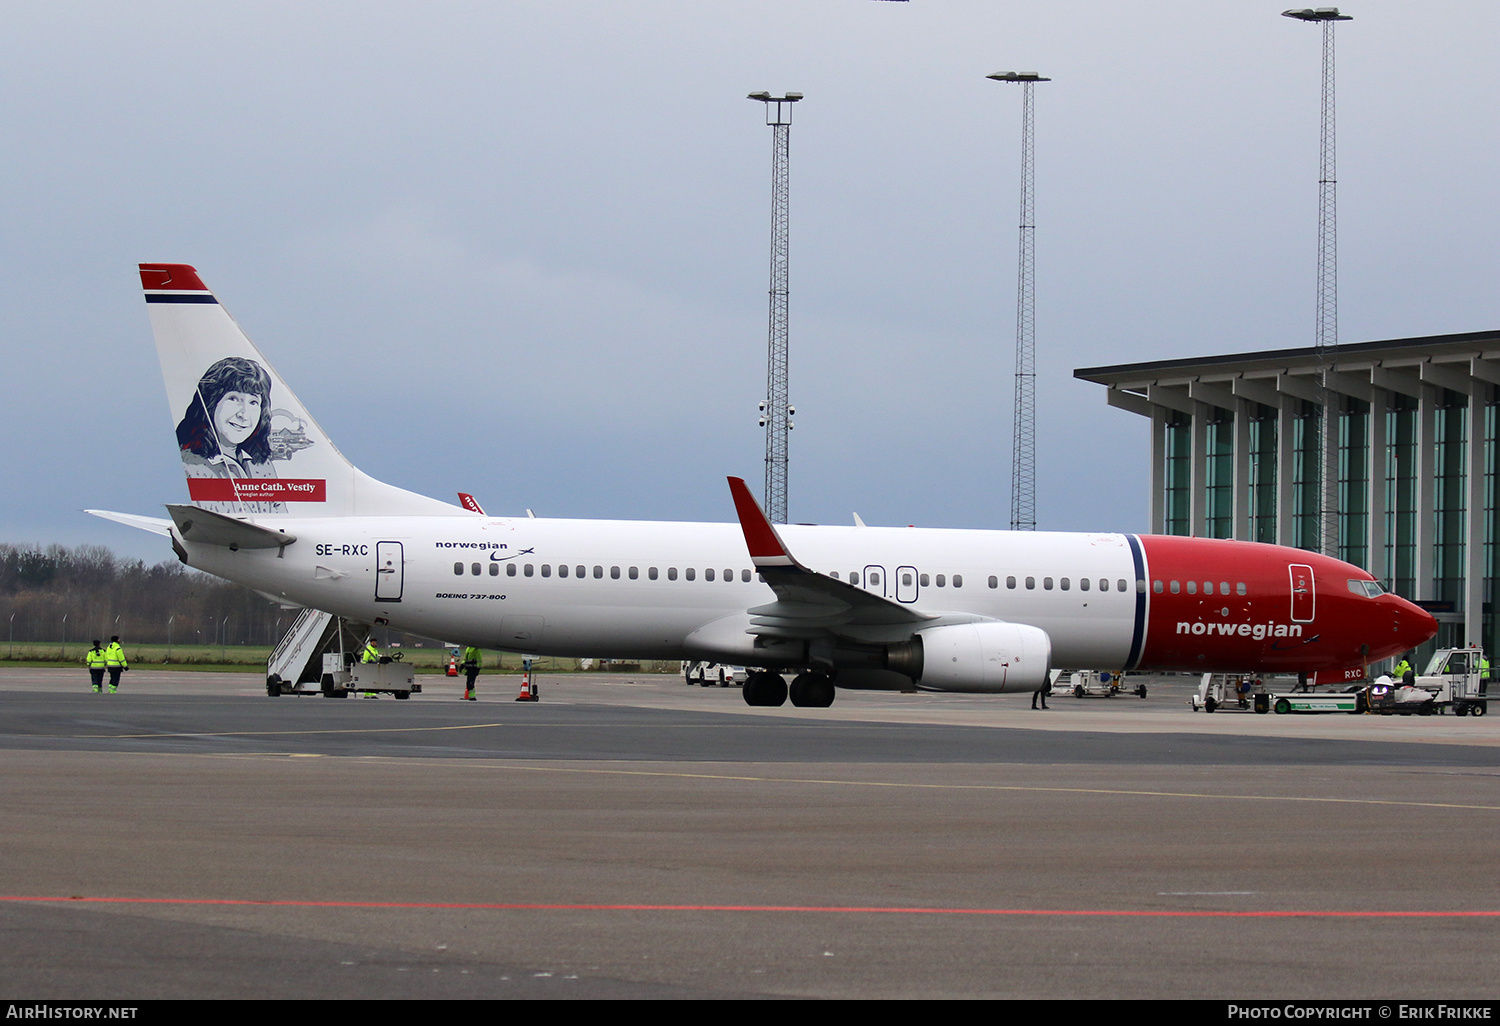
<box><xmin>103</xmin><ymin>635</ymin><xmax>128</xmax><ymax>693</ymax></box>
<box><xmin>1031</xmin><ymin>677</ymin><xmax>1049</xmax><ymax>710</ymax></box>
<box><xmin>361</xmin><ymin>639</ymin><xmax>380</xmax><ymax>663</ymax></box>
<box><xmin>461</xmin><ymin>645</ymin><xmax>482</xmax><ymax>701</ymax></box>
<box><xmin>1394</xmin><ymin>654</ymin><xmax>1414</xmax><ymax>686</ymax></box>
<box><xmin>84</xmin><ymin>640</ymin><xmax>107</xmax><ymax>693</ymax></box>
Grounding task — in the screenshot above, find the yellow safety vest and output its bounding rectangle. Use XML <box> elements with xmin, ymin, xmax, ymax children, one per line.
<box><xmin>104</xmin><ymin>643</ymin><xmax>127</xmax><ymax>669</ymax></box>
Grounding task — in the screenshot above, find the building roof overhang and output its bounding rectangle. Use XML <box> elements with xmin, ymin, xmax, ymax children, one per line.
<box><xmin>1076</xmin><ymin>328</ymin><xmax>1500</xmax><ymax>414</ymax></box>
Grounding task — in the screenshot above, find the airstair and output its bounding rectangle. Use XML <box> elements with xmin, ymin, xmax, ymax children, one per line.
<box><xmin>266</xmin><ymin>608</ymin><xmax>421</xmax><ymax>699</ymax></box>
<box><xmin>267</xmin><ymin>609</ymin><xmax>368</xmax><ymax>697</ymax></box>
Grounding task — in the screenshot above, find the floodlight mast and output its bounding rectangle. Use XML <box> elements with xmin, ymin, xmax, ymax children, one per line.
<box><xmin>988</xmin><ymin>71</ymin><xmax>1050</xmax><ymax>532</ymax></box>
<box><xmin>1283</xmin><ymin>8</ymin><xmax>1351</xmax><ymax>558</ymax></box>
<box><xmin>748</xmin><ymin>91</ymin><xmax>802</xmax><ymax>524</ymax></box>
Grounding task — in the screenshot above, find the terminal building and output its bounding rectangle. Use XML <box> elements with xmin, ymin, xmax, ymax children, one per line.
<box><xmin>1076</xmin><ymin>329</ymin><xmax>1500</xmax><ymax>657</ymax></box>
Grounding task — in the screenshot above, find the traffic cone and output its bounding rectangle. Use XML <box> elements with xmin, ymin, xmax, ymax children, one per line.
<box><xmin>446</xmin><ymin>655</ymin><xmax>458</xmax><ymax>677</ymax></box>
<box><xmin>515</xmin><ymin>668</ymin><xmax>538</xmax><ymax>702</ymax></box>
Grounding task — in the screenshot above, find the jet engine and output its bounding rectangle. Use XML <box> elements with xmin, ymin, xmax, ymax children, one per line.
<box><xmin>886</xmin><ymin>621</ymin><xmax>1052</xmax><ymax>693</ymax></box>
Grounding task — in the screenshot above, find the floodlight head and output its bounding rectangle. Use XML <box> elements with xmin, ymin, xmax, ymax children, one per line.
<box><xmin>1281</xmin><ymin>8</ymin><xmax>1353</xmax><ymax>21</ymax></box>
<box><xmin>747</xmin><ymin>91</ymin><xmax>771</xmax><ymax>101</ymax></box>
<box><xmin>987</xmin><ymin>71</ymin><xmax>1051</xmax><ymax>83</ymax></box>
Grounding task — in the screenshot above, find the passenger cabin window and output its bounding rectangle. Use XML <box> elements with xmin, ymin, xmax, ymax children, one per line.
<box><xmin>453</xmin><ymin>562</ymin><xmax>463</xmax><ymax>575</ymax></box>
<box><xmin>686</xmin><ymin>568</ymin><xmax>696</xmax><ymax>581</ymax></box>
<box><xmin>1220</xmin><ymin>581</ymin><xmax>1229</xmax><ymax>595</ymax></box>
<box><xmin>1186</xmin><ymin>581</ymin><xmax>1197</xmax><ymax>594</ymax></box>
<box><xmin>1236</xmin><ymin>582</ymin><xmax>1246</xmax><ymax>596</ymax></box>
<box><xmin>593</xmin><ymin>566</ymin><xmax>603</xmax><ymax>579</ymax></box>
<box><xmin>1007</xmin><ymin>576</ymin><xmax>1017</xmax><ymax>589</ymax></box>
<box><xmin>1170</xmin><ymin>580</ymin><xmax>1180</xmax><ymax>594</ymax></box>
<box><xmin>869</xmin><ymin>572</ymin><xmax>880</xmax><ymax>586</ymax></box>
<box><xmin>649</xmin><ymin>567</ymin><xmax>658</xmax><ymax>580</ymax></box>
<box><xmin>706</xmin><ymin>568</ymin><xmax>715</xmax><ymax>581</ymax></box>
<box><xmin>741</xmin><ymin>569</ymin><xmax>752</xmax><ymax>582</ymax></box>
<box><xmin>1080</xmin><ymin>578</ymin><xmax>1090</xmax><ymax>591</ymax></box>
<box><xmin>920</xmin><ymin>573</ymin><xmax>930</xmax><ymax>587</ymax></box>
<box><xmin>1043</xmin><ymin>577</ymin><xmax>1053</xmax><ymax>590</ymax></box>
<box><xmin>902</xmin><ymin>572</ymin><xmax>913</xmax><ymax>587</ymax></box>
<box><xmin>507</xmin><ymin>563</ymin><xmax>517</xmax><ymax>577</ymax></box>
<box><xmin>953</xmin><ymin>575</ymin><xmax>963</xmax><ymax>588</ymax></box>
<box><xmin>723</xmin><ymin>569</ymin><xmax>733</xmax><ymax>582</ymax></box>
<box><xmin>471</xmin><ymin>563</ymin><xmax>481</xmax><ymax>576</ymax></box>
<box><xmin>524</xmin><ymin>564</ymin><xmax>534</xmax><ymax>577</ymax></box>
<box><xmin>541</xmin><ymin>564</ymin><xmax>551</xmax><ymax>578</ymax></box>
<box><xmin>1154</xmin><ymin>580</ymin><xmax>1164</xmax><ymax>593</ymax></box>
<box><xmin>629</xmin><ymin>567</ymin><xmax>639</xmax><ymax>580</ymax></box>
<box><xmin>489</xmin><ymin>563</ymin><xmax>499</xmax><ymax>576</ymax></box>
<box><xmin>1026</xmin><ymin>577</ymin><xmax>1035</xmax><ymax>589</ymax></box>
<box><xmin>989</xmin><ymin>576</ymin><xmax>998</xmax><ymax>589</ymax></box>
<box><xmin>668</xmin><ymin>567</ymin><xmax>678</xmax><ymax>581</ymax></box>
<box><xmin>1060</xmin><ymin>578</ymin><xmax>1069</xmax><ymax>591</ymax></box>
<box><xmin>559</xmin><ymin>564</ymin><xmax>570</xmax><ymax>578</ymax></box>
<box><xmin>936</xmin><ymin>574</ymin><xmax>945</xmax><ymax>587</ymax></box>
<box><xmin>576</xmin><ymin>565</ymin><xmax>585</xmax><ymax>578</ymax></box>
<box><xmin>611</xmin><ymin>566</ymin><xmax>621</xmax><ymax>579</ymax></box>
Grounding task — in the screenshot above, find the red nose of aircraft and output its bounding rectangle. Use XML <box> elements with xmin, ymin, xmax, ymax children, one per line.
<box><xmin>1389</xmin><ymin>594</ymin><xmax>1439</xmax><ymax>655</ymax></box>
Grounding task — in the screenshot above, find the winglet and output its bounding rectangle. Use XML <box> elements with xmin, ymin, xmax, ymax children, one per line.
<box><xmin>727</xmin><ymin>477</ymin><xmax>797</xmax><ymax>569</ymax></box>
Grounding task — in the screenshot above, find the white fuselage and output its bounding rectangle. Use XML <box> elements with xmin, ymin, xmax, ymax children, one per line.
<box><xmin>188</xmin><ymin>516</ymin><xmax>1143</xmax><ymax>669</ymax></box>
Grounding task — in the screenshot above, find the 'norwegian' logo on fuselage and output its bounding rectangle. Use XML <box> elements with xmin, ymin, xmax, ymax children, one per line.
<box><xmin>1176</xmin><ymin>621</ymin><xmax>1304</xmax><ymax>640</ymax></box>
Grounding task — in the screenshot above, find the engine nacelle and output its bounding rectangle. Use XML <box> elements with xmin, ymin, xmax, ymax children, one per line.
<box><xmin>892</xmin><ymin>621</ymin><xmax>1052</xmax><ymax>693</ymax></box>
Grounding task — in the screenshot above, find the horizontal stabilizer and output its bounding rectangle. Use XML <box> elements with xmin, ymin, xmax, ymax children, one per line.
<box><xmin>166</xmin><ymin>504</ymin><xmax>297</xmax><ymax>551</ymax></box>
<box><xmin>84</xmin><ymin>510</ymin><xmax>174</xmax><ymax>537</ymax></box>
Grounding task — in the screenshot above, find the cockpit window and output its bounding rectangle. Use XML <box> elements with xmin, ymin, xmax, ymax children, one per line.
<box><xmin>1347</xmin><ymin>579</ymin><xmax>1385</xmax><ymax>598</ymax></box>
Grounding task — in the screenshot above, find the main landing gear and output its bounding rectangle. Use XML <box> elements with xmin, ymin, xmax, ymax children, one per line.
<box><xmin>743</xmin><ymin>671</ymin><xmax>835</xmax><ymax>708</ymax></box>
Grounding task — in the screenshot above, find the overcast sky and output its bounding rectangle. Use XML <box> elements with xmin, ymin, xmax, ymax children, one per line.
<box><xmin>4</xmin><ymin>1</ymin><xmax>1497</xmax><ymax>563</ymax></box>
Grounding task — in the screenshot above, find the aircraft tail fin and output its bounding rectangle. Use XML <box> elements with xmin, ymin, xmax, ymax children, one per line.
<box><xmin>141</xmin><ymin>264</ymin><xmax>462</xmax><ymax>519</ymax></box>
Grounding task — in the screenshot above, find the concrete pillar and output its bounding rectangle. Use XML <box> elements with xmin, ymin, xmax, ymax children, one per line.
<box><xmin>1416</xmin><ymin>386</ymin><xmax>1436</xmax><ymax>601</ymax></box>
<box><xmin>1150</xmin><ymin>405</ymin><xmax>1166</xmax><ymax>535</ymax></box>
<box><xmin>1190</xmin><ymin>401</ymin><xmax>1208</xmax><ymax>537</ymax></box>
<box><xmin>1366</xmin><ymin>389</ymin><xmax>1387</xmax><ymax>582</ymax></box>
<box><xmin>1465</xmin><ymin>387</ymin><xmax>1485</xmax><ymax>645</ymax></box>
<box><xmin>1233</xmin><ymin>397</ymin><xmax>1251</xmax><ymax>541</ymax></box>
<box><xmin>1276</xmin><ymin>399</ymin><xmax>1298</xmax><ymax>547</ymax></box>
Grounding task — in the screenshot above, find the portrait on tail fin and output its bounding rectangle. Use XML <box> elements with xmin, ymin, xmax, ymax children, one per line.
<box><xmin>175</xmin><ymin>356</ymin><xmax>315</xmax><ymax>514</ymax></box>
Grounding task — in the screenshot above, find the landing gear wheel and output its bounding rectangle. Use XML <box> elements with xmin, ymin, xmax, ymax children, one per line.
<box><xmin>743</xmin><ymin>672</ymin><xmax>788</xmax><ymax>707</ymax></box>
<box><xmin>789</xmin><ymin>673</ymin><xmax>835</xmax><ymax>708</ymax></box>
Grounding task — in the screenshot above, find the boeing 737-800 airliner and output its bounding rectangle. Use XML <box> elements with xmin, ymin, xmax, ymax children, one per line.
<box><xmin>90</xmin><ymin>264</ymin><xmax>1437</xmax><ymax>707</ymax></box>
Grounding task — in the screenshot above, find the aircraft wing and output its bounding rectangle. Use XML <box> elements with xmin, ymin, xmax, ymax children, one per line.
<box><xmin>727</xmin><ymin>477</ymin><xmax>933</xmax><ymax>640</ymax></box>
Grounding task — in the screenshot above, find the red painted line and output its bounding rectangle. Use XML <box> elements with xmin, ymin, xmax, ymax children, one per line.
<box><xmin>2</xmin><ymin>896</ymin><xmax>1495</xmax><ymax>918</ymax></box>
